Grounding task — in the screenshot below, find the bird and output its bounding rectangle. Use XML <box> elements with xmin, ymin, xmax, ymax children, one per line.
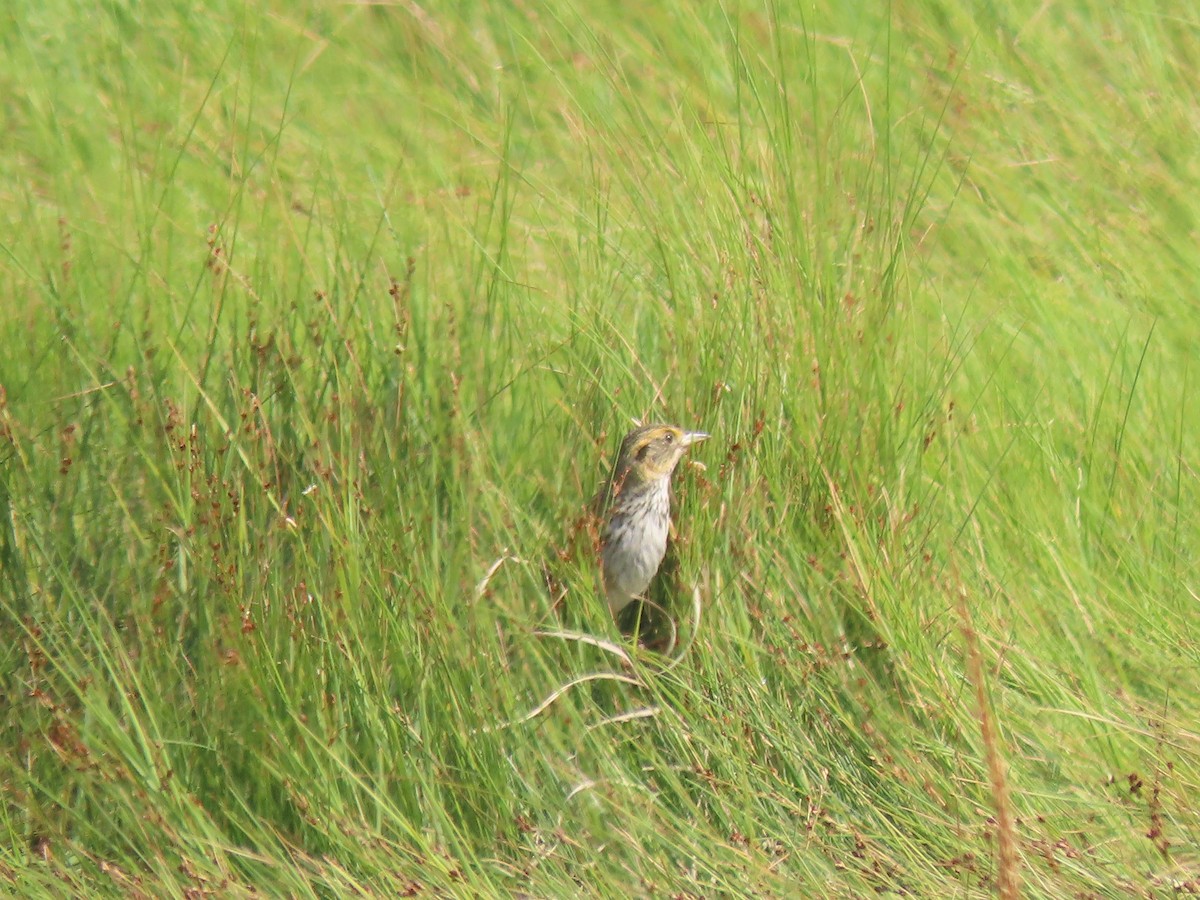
<box><xmin>597</xmin><ymin>423</ymin><xmax>709</xmax><ymax>620</ymax></box>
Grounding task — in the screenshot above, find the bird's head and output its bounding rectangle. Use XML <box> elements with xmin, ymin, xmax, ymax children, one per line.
<box><xmin>611</xmin><ymin>423</ymin><xmax>709</xmax><ymax>489</ymax></box>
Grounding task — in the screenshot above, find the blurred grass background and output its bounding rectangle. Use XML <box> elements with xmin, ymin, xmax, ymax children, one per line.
<box><xmin>2</xmin><ymin>0</ymin><xmax>1197</xmax><ymax>896</ymax></box>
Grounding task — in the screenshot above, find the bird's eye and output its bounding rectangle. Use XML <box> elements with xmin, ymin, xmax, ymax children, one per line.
<box><xmin>662</xmin><ymin>432</ymin><xmax>674</xmax><ymax>443</ymax></box>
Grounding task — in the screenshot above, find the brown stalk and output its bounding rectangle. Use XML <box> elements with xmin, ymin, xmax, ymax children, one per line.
<box><xmin>956</xmin><ymin>581</ymin><xmax>1020</xmax><ymax>900</ymax></box>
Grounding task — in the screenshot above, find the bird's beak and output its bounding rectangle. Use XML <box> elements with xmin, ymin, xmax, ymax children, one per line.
<box><xmin>682</xmin><ymin>431</ymin><xmax>710</xmax><ymax>448</ymax></box>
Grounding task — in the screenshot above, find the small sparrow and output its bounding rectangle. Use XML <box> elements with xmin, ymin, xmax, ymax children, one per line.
<box><xmin>596</xmin><ymin>424</ymin><xmax>709</xmax><ymax>618</ymax></box>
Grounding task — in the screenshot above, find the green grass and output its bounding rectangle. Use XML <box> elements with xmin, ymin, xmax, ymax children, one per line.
<box><xmin>3</xmin><ymin>0</ymin><xmax>1198</xmax><ymax>896</ymax></box>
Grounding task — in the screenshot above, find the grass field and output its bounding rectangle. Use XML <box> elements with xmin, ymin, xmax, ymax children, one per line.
<box><xmin>3</xmin><ymin>1</ymin><xmax>1198</xmax><ymax>896</ymax></box>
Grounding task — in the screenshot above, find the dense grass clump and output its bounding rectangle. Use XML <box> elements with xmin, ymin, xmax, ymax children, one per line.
<box><xmin>2</xmin><ymin>1</ymin><xmax>1198</xmax><ymax>896</ymax></box>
